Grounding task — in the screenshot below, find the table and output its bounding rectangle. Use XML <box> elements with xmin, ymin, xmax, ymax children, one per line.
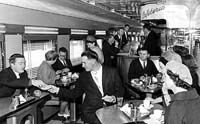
<box><xmin>126</xmin><ymin>82</ymin><xmax>162</xmax><ymax>98</ymax></box>
<box><xmin>0</xmin><ymin>92</ymin><xmax>50</xmax><ymax>124</ymax></box>
<box><xmin>56</xmin><ymin>79</ymin><xmax>77</xmax><ymax>122</ymax></box>
<box><xmin>96</xmin><ymin>100</ymin><xmax>164</xmax><ymax>124</ymax></box>
<box><xmin>96</xmin><ymin>105</ymin><xmax>132</xmax><ymax>124</ymax></box>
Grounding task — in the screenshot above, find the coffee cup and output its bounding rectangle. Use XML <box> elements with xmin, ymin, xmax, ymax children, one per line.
<box><xmin>143</xmin><ymin>99</ymin><xmax>151</xmax><ymax>109</ymax></box>
<box><xmin>153</xmin><ymin>109</ymin><xmax>163</xmax><ymax>120</ymax></box>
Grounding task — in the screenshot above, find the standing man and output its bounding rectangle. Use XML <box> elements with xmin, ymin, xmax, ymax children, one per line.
<box><xmin>0</xmin><ymin>53</ymin><xmax>44</xmax><ymax>98</ymax></box>
<box><xmin>102</xmin><ymin>35</ymin><xmax>120</xmax><ymax>67</ymax></box>
<box><xmin>52</xmin><ymin>47</ymin><xmax>72</xmax><ymax>73</ymax></box>
<box><xmin>36</xmin><ymin>50</ymin><xmax>124</xmax><ymax>124</ymax></box>
<box><xmin>122</xmin><ymin>24</ymin><xmax>130</xmax><ymax>48</ymax></box>
<box><xmin>128</xmin><ymin>47</ymin><xmax>158</xmax><ymax>80</ymax></box>
<box><xmin>114</xmin><ymin>27</ymin><xmax>124</xmax><ymax>49</ymax></box>
<box><xmin>143</xmin><ymin>24</ymin><xmax>162</xmax><ymax>56</ymax></box>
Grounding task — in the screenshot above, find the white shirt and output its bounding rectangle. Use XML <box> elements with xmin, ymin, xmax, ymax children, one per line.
<box><xmin>91</xmin><ymin>65</ymin><xmax>103</xmax><ymax>96</ymax></box>
<box><xmin>59</xmin><ymin>58</ymin><xmax>66</xmax><ymax>66</ymax></box>
<box><xmin>13</xmin><ymin>71</ymin><xmax>20</xmax><ymax>79</ymax></box>
<box><xmin>139</xmin><ymin>59</ymin><xmax>147</xmax><ymax>69</ymax></box>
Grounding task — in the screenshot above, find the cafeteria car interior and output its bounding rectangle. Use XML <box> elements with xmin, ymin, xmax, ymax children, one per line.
<box><xmin>0</xmin><ymin>0</ymin><xmax>200</xmax><ymax>124</ymax></box>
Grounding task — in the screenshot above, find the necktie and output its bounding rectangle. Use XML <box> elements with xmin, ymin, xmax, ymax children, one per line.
<box><xmin>63</xmin><ymin>60</ymin><xmax>66</xmax><ymax>66</ymax></box>
<box><xmin>143</xmin><ymin>61</ymin><xmax>146</xmax><ymax>69</ymax></box>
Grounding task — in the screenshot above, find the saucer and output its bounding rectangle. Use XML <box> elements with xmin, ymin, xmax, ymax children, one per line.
<box><xmin>149</xmin><ymin>114</ymin><xmax>163</xmax><ymax>121</ymax></box>
<box><xmin>141</xmin><ymin>104</ymin><xmax>154</xmax><ymax>110</ymax></box>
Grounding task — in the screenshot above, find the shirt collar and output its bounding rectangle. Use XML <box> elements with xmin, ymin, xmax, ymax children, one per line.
<box><xmin>13</xmin><ymin>70</ymin><xmax>20</xmax><ymax>79</ymax></box>
<box><xmin>139</xmin><ymin>58</ymin><xmax>147</xmax><ymax>63</ymax></box>
<box><xmin>91</xmin><ymin>65</ymin><xmax>102</xmax><ymax>75</ymax></box>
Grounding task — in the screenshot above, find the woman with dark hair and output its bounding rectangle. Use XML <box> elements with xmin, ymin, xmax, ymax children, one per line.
<box><xmin>182</xmin><ymin>54</ymin><xmax>200</xmax><ymax>95</ymax></box>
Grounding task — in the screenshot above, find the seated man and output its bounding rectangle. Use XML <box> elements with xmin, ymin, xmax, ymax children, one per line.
<box><xmin>52</xmin><ymin>47</ymin><xmax>72</xmax><ymax>73</ymax></box>
<box><xmin>0</xmin><ymin>53</ymin><xmax>44</xmax><ymax>98</ymax></box>
<box><xmin>35</xmin><ymin>50</ymin><xmax>124</xmax><ymax>124</ymax></box>
<box><xmin>128</xmin><ymin>47</ymin><xmax>159</xmax><ymax>81</ymax></box>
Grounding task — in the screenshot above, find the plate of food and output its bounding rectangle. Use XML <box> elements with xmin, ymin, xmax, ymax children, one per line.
<box><xmin>147</xmin><ymin>84</ymin><xmax>157</xmax><ymax>90</ymax></box>
<box><xmin>131</xmin><ymin>79</ymin><xmax>143</xmax><ymax>86</ymax></box>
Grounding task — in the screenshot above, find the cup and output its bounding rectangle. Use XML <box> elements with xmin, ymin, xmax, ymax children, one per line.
<box><xmin>68</xmin><ymin>72</ymin><xmax>72</xmax><ymax>78</ymax></box>
<box><xmin>34</xmin><ymin>90</ymin><xmax>41</xmax><ymax>97</ymax></box>
<box><xmin>117</xmin><ymin>97</ymin><xmax>123</xmax><ymax>107</ymax></box>
<box><xmin>143</xmin><ymin>99</ymin><xmax>150</xmax><ymax>109</ymax></box>
<box><xmin>153</xmin><ymin>109</ymin><xmax>163</xmax><ymax>120</ymax></box>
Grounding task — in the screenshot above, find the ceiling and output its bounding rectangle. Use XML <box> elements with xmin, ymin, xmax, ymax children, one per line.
<box><xmin>80</xmin><ymin>0</ymin><xmax>200</xmax><ymax>27</ymax></box>
<box><xmin>80</xmin><ymin>0</ymin><xmax>162</xmax><ymax>21</ymax></box>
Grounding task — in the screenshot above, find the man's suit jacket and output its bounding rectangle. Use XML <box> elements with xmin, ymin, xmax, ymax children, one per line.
<box><xmin>114</xmin><ymin>35</ymin><xmax>122</xmax><ymax>49</ymax></box>
<box><xmin>128</xmin><ymin>58</ymin><xmax>158</xmax><ymax>80</ymax></box>
<box><xmin>122</xmin><ymin>32</ymin><xmax>130</xmax><ymax>48</ymax></box>
<box><xmin>58</xmin><ymin>66</ymin><xmax>124</xmax><ymax>123</ymax></box>
<box><xmin>0</xmin><ymin>67</ymin><xmax>30</xmax><ymax>98</ymax></box>
<box><xmin>52</xmin><ymin>58</ymin><xmax>72</xmax><ymax>72</ymax></box>
<box><xmin>143</xmin><ymin>31</ymin><xmax>161</xmax><ymax>56</ymax></box>
<box><xmin>102</xmin><ymin>40</ymin><xmax>120</xmax><ymax>67</ymax></box>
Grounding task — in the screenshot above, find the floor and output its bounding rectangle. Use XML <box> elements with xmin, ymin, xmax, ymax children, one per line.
<box><xmin>44</xmin><ymin>113</ymin><xmax>84</xmax><ymax>124</ymax></box>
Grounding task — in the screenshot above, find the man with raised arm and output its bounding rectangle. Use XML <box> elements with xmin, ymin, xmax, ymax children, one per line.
<box><xmin>0</xmin><ymin>53</ymin><xmax>45</xmax><ymax>98</ymax></box>
<box><xmin>35</xmin><ymin>50</ymin><xmax>124</xmax><ymax>124</ymax></box>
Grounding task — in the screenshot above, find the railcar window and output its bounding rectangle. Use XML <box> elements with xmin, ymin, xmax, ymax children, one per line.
<box><xmin>70</xmin><ymin>40</ymin><xmax>85</xmax><ymax>66</ymax></box>
<box><xmin>0</xmin><ymin>41</ymin><xmax>4</xmax><ymax>71</ymax></box>
<box><xmin>23</xmin><ymin>40</ymin><xmax>56</xmax><ymax>78</ymax></box>
<box><xmin>96</xmin><ymin>39</ymin><xmax>103</xmax><ymax>49</ymax></box>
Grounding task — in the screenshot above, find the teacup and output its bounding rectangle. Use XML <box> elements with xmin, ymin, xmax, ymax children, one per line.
<box><xmin>143</xmin><ymin>99</ymin><xmax>151</xmax><ymax>109</ymax></box>
<box><xmin>152</xmin><ymin>109</ymin><xmax>163</xmax><ymax>120</ymax></box>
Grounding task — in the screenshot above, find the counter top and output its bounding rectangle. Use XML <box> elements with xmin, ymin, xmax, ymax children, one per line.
<box><xmin>0</xmin><ymin>92</ymin><xmax>50</xmax><ymax>121</ymax></box>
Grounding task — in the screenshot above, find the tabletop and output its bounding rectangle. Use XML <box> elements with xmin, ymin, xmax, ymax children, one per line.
<box><xmin>126</xmin><ymin>82</ymin><xmax>162</xmax><ymax>98</ymax></box>
<box><xmin>96</xmin><ymin>100</ymin><xmax>164</xmax><ymax>124</ymax></box>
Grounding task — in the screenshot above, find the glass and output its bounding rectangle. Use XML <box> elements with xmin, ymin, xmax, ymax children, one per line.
<box><xmin>117</xmin><ymin>97</ymin><xmax>123</xmax><ymax>107</ymax></box>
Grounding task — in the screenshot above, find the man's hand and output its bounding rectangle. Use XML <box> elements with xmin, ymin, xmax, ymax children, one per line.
<box><xmin>31</xmin><ymin>80</ymin><xmax>46</xmax><ymax>88</ymax></box>
<box><xmin>102</xmin><ymin>95</ymin><xmax>116</xmax><ymax>103</ymax></box>
<box><xmin>48</xmin><ymin>85</ymin><xmax>60</xmax><ymax>94</ymax></box>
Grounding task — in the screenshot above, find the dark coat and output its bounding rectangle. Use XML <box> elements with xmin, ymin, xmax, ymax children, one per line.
<box><xmin>52</xmin><ymin>58</ymin><xmax>72</xmax><ymax>72</ymax></box>
<box><xmin>58</xmin><ymin>66</ymin><xmax>124</xmax><ymax>123</ymax></box>
<box><xmin>0</xmin><ymin>67</ymin><xmax>30</xmax><ymax>98</ymax></box>
<box><xmin>165</xmin><ymin>89</ymin><xmax>200</xmax><ymax>124</ymax></box>
<box><xmin>128</xmin><ymin>58</ymin><xmax>158</xmax><ymax>80</ymax></box>
<box><xmin>122</xmin><ymin>32</ymin><xmax>130</xmax><ymax>48</ymax></box>
<box><xmin>143</xmin><ymin>31</ymin><xmax>161</xmax><ymax>56</ymax></box>
<box><xmin>102</xmin><ymin>40</ymin><xmax>120</xmax><ymax>67</ymax></box>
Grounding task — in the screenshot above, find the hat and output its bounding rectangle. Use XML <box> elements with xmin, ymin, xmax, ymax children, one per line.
<box><xmin>86</xmin><ymin>35</ymin><xmax>96</xmax><ymax>43</ymax></box>
<box><xmin>90</xmin><ymin>46</ymin><xmax>104</xmax><ymax>64</ymax></box>
<box><xmin>166</xmin><ymin>60</ymin><xmax>192</xmax><ymax>85</ymax></box>
<box><xmin>161</xmin><ymin>50</ymin><xmax>182</xmax><ymax>63</ymax></box>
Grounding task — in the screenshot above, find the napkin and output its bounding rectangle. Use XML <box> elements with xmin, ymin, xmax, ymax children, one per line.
<box><xmin>18</xmin><ymin>94</ymin><xmax>27</xmax><ymax>104</ymax></box>
<box><xmin>120</xmin><ymin>103</ymin><xmax>131</xmax><ymax>117</ymax></box>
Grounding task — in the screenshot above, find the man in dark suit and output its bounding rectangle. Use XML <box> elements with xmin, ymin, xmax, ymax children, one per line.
<box><xmin>128</xmin><ymin>47</ymin><xmax>159</xmax><ymax>80</ymax></box>
<box><xmin>102</xmin><ymin>35</ymin><xmax>120</xmax><ymax>67</ymax></box>
<box><xmin>44</xmin><ymin>50</ymin><xmax>124</xmax><ymax>124</ymax></box>
<box><xmin>0</xmin><ymin>53</ymin><xmax>44</xmax><ymax>98</ymax></box>
<box><xmin>52</xmin><ymin>47</ymin><xmax>72</xmax><ymax>73</ymax></box>
<box><xmin>143</xmin><ymin>24</ymin><xmax>162</xmax><ymax>56</ymax></box>
<box><xmin>122</xmin><ymin>24</ymin><xmax>130</xmax><ymax>48</ymax></box>
<box><xmin>114</xmin><ymin>27</ymin><xmax>124</xmax><ymax>49</ymax></box>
